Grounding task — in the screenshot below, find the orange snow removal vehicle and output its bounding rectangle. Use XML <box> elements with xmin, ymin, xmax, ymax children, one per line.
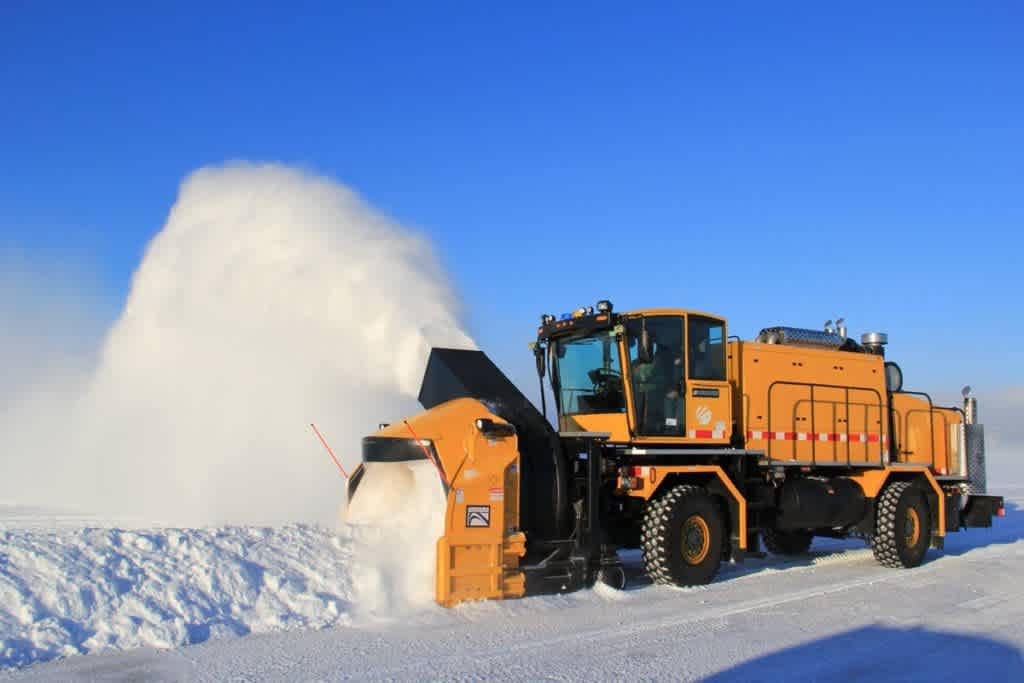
<box><xmin>346</xmin><ymin>301</ymin><xmax>1005</xmax><ymax>607</ymax></box>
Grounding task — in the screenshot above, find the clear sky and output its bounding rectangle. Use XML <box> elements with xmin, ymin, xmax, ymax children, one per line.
<box><xmin>2</xmin><ymin>2</ymin><xmax>1021</xmax><ymax>397</ymax></box>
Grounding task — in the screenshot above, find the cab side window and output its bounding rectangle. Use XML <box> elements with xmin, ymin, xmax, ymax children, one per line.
<box><xmin>688</xmin><ymin>317</ymin><xmax>725</xmax><ymax>381</ymax></box>
<box><xmin>627</xmin><ymin>316</ymin><xmax>685</xmax><ymax>436</ymax></box>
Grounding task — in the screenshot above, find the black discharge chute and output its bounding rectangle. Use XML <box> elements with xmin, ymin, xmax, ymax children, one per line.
<box><xmin>418</xmin><ymin>348</ymin><xmax>569</xmax><ymax>544</ymax></box>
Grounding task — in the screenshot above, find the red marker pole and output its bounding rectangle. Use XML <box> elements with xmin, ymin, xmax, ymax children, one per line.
<box><xmin>310</xmin><ymin>423</ymin><xmax>349</xmax><ymax>479</ymax></box>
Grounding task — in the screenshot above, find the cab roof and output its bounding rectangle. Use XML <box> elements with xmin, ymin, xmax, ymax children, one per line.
<box><xmin>537</xmin><ymin>308</ymin><xmax>726</xmax><ymax>341</ymax></box>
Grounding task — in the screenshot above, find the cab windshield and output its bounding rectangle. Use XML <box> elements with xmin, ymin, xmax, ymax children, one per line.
<box><xmin>552</xmin><ymin>334</ymin><xmax>624</xmax><ymax>415</ymax></box>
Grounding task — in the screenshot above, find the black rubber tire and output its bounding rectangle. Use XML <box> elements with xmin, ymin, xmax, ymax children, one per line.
<box><xmin>596</xmin><ymin>565</ymin><xmax>627</xmax><ymax>590</ymax></box>
<box><xmin>762</xmin><ymin>529</ymin><xmax>813</xmax><ymax>555</ymax></box>
<box><xmin>872</xmin><ymin>481</ymin><xmax>931</xmax><ymax>568</ymax></box>
<box><xmin>641</xmin><ymin>484</ymin><xmax>724</xmax><ymax>586</ymax></box>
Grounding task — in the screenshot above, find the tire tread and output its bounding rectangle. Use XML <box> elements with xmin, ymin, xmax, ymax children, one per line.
<box><xmin>641</xmin><ymin>484</ymin><xmax>720</xmax><ymax>585</ymax></box>
<box><xmin>871</xmin><ymin>480</ymin><xmax>928</xmax><ymax>568</ymax></box>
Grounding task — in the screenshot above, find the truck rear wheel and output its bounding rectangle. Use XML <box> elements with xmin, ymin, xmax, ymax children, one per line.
<box><xmin>872</xmin><ymin>480</ymin><xmax>931</xmax><ymax>568</ymax></box>
<box><xmin>763</xmin><ymin>529</ymin><xmax>813</xmax><ymax>555</ymax></box>
<box><xmin>641</xmin><ymin>484</ymin><xmax>723</xmax><ymax>586</ymax></box>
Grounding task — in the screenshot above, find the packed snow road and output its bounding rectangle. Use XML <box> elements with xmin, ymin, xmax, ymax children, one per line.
<box><xmin>2</xmin><ymin>489</ymin><xmax>1022</xmax><ymax>681</ymax></box>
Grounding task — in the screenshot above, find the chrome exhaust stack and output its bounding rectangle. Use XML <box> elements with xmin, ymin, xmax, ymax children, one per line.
<box><xmin>962</xmin><ymin>386</ymin><xmax>987</xmax><ymax>494</ymax></box>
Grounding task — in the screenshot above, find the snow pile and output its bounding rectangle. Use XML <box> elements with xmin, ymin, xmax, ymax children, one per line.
<box><xmin>0</xmin><ymin>477</ymin><xmax>456</xmax><ymax>671</ymax></box>
<box><xmin>0</xmin><ymin>163</ymin><xmax>474</xmax><ymax>526</ymax></box>
<box><xmin>0</xmin><ymin>520</ymin><xmax>355</xmax><ymax>669</ymax></box>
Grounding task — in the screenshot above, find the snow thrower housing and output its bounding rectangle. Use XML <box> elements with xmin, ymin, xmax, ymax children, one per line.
<box><xmin>347</xmin><ymin>305</ymin><xmax>1005</xmax><ymax>607</ymax></box>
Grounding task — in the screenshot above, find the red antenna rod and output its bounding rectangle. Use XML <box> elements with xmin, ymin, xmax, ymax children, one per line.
<box><xmin>310</xmin><ymin>423</ymin><xmax>349</xmax><ymax>479</ymax></box>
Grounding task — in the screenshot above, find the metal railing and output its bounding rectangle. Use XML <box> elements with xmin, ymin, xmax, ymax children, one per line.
<box><xmin>766</xmin><ymin>380</ymin><xmax>886</xmax><ymax>466</ymax></box>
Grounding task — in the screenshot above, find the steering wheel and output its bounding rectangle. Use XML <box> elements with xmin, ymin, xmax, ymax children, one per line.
<box><xmin>587</xmin><ymin>368</ymin><xmax>624</xmax><ymax>403</ymax></box>
<box><xmin>588</xmin><ymin>367</ymin><xmax>622</xmax><ymax>385</ymax></box>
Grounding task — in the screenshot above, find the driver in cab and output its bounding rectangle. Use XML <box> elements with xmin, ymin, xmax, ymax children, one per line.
<box><xmin>632</xmin><ymin>330</ymin><xmax>683</xmax><ymax>435</ymax></box>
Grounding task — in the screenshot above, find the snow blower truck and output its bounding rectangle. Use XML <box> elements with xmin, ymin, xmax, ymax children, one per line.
<box><xmin>346</xmin><ymin>302</ymin><xmax>1005</xmax><ymax>607</ymax></box>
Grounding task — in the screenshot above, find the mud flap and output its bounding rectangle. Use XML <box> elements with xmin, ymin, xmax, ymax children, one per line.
<box><xmin>962</xmin><ymin>495</ymin><xmax>1005</xmax><ymax>528</ymax></box>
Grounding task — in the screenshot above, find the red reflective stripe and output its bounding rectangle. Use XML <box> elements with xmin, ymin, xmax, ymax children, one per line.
<box><xmin>693</xmin><ymin>429</ymin><xmax>715</xmax><ymax>438</ymax></box>
<box><xmin>746</xmin><ymin>430</ymin><xmax>885</xmax><ymax>442</ymax></box>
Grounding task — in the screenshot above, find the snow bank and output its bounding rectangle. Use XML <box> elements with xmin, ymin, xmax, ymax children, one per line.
<box><xmin>0</xmin><ymin>521</ymin><xmax>355</xmax><ymax>669</ymax></box>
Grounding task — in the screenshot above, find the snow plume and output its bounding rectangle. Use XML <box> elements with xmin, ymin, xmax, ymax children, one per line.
<box><xmin>0</xmin><ymin>163</ymin><xmax>473</xmax><ymax>526</ymax></box>
<box><xmin>0</xmin><ymin>255</ymin><xmax>106</xmax><ymax>505</ymax></box>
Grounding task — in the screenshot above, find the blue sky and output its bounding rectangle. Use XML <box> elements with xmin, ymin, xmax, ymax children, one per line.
<box><xmin>2</xmin><ymin>2</ymin><xmax>1021</xmax><ymax>396</ymax></box>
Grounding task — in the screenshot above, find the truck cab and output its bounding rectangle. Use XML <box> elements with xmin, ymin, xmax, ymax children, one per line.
<box><xmin>537</xmin><ymin>304</ymin><xmax>732</xmax><ymax>446</ymax></box>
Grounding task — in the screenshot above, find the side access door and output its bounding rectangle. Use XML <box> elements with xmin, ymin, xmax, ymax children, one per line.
<box><xmin>685</xmin><ymin>315</ymin><xmax>732</xmax><ymax>442</ymax></box>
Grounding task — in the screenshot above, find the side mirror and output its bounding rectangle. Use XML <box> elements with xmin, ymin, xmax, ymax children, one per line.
<box><xmin>884</xmin><ymin>362</ymin><xmax>903</xmax><ymax>392</ymax></box>
<box><xmin>534</xmin><ymin>344</ymin><xmax>546</xmax><ymax>379</ymax></box>
<box><xmin>638</xmin><ymin>324</ymin><xmax>653</xmax><ymax>363</ymax></box>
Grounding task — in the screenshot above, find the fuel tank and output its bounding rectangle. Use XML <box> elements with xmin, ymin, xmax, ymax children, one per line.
<box><xmin>775</xmin><ymin>477</ymin><xmax>867</xmax><ymax>530</ymax></box>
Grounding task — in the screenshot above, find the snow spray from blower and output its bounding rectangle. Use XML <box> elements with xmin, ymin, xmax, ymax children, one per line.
<box><xmin>0</xmin><ymin>163</ymin><xmax>475</xmax><ymax>531</ymax></box>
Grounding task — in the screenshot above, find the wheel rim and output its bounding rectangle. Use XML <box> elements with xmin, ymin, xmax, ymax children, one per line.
<box><xmin>904</xmin><ymin>507</ymin><xmax>921</xmax><ymax>547</ymax></box>
<box><xmin>682</xmin><ymin>514</ymin><xmax>711</xmax><ymax>565</ymax></box>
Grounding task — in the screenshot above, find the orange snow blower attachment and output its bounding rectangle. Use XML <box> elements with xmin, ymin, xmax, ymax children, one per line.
<box><xmin>349</xmin><ymin>348</ymin><xmax>592</xmax><ymax>607</ymax></box>
<box><xmin>346</xmin><ymin>354</ymin><xmax>537</xmax><ymax>606</ymax></box>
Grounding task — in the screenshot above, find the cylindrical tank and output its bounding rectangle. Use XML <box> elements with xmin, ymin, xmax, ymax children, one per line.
<box><xmin>757</xmin><ymin>327</ymin><xmax>849</xmax><ymax>350</ymax></box>
<box><xmin>775</xmin><ymin>477</ymin><xmax>868</xmax><ymax>530</ymax></box>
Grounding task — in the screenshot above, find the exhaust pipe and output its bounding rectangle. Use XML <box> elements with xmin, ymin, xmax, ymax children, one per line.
<box><xmin>962</xmin><ymin>387</ymin><xmax>987</xmax><ymax>494</ymax></box>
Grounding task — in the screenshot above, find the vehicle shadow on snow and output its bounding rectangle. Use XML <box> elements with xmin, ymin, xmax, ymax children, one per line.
<box><xmin>701</xmin><ymin>625</ymin><xmax>1024</xmax><ymax>681</ymax></box>
<box><xmin>620</xmin><ymin>541</ymin><xmax>873</xmax><ymax>590</ymax></box>
<box><xmin>620</xmin><ymin>501</ymin><xmax>1023</xmax><ymax>589</ymax></box>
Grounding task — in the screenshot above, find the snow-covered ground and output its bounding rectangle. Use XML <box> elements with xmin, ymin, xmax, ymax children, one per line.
<box><xmin>2</xmin><ymin>488</ymin><xmax>1022</xmax><ymax>681</ymax></box>
<box><xmin>0</xmin><ymin>510</ymin><xmax>356</xmax><ymax>669</ymax></box>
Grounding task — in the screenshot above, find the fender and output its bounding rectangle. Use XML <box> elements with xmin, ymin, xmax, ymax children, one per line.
<box><xmin>848</xmin><ymin>466</ymin><xmax>945</xmax><ymax>538</ymax></box>
<box><xmin>621</xmin><ymin>465</ymin><xmax>748</xmax><ymax>551</ymax></box>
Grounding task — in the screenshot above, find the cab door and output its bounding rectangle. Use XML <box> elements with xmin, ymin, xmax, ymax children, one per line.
<box><xmin>685</xmin><ymin>316</ymin><xmax>732</xmax><ymax>442</ymax></box>
<box><xmin>625</xmin><ymin>315</ymin><xmax>686</xmax><ymax>437</ymax></box>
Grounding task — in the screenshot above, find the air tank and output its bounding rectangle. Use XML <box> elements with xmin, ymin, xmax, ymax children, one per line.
<box><xmin>757</xmin><ymin>326</ymin><xmax>851</xmax><ymax>351</ymax></box>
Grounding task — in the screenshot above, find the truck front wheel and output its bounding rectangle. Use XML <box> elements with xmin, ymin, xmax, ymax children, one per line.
<box><xmin>641</xmin><ymin>484</ymin><xmax>724</xmax><ymax>586</ymax></box>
